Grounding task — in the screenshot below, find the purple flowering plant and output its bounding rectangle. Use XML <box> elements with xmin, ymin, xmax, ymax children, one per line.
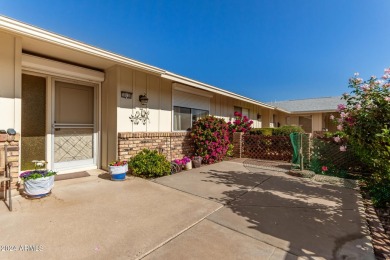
<box><xmin>174</xmin><ymin>156</ymin><xmax>191</xmax><ymax>165</ymax></box>
<box><xmin>19</xmin><ymin>160</ymin><xmax>57</xmax><ymax>181</ymax></box>
<box><xmin>19</xmin><ymin>170</ymin><xmax>56</xmax><ymax>181</ymax></box>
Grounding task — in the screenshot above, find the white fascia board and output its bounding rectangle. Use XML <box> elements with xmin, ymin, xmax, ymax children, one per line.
<box><xmin>22</xmin><ymin>54</ymin><xmax>105</xmax><ymax>82</ymax></box>
<box><xmin>0</xmin><ymin>16</ymin><xmax>165</xmax><ymax>75</ymax></box>
<box><xmin>162</xmin><ymin>72</ymin><xmax>276</xmax><ymax>110</ymax></box>
<box><xmin>289</xmin><ymin>110</ymin><xmax>336</xmax><ymax>114</ymax></box>
<box><xmin>273</xmin><ymin>107</ymin><xmax>291</xmax><ymax>114</ymax></box>
<box><xmin>173</xmin><ymin>83</ymin><xmax>213</xmax><ymax>98</ymax></box>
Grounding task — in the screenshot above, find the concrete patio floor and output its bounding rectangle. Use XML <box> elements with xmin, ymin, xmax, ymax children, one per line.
<box><xmin>0</xmin><ymin>161</ymin><xmax>375</xmax><ymax>259</ymax></box>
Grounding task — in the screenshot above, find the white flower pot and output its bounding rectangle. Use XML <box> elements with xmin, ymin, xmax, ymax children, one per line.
<box><xmin>24</xmin><ymin>175</ymin><xmax>55</xmax><ymax>197</ymax></box>
<box><xmin>109</xmin><ymin>164</ymin><xmax>128</xmax><ymax>181</ymax></box>
<box><xmin>185</xmin><ymin>161</ymin><xmax>192</xmax><ymax>170</ymax></box>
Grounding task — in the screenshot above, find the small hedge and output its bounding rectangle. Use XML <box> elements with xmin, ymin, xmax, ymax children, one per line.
<box><xmin>250</xmin><ymin>125</ymin><xmax>304</xmax><ymax>136</ymax></box>
<box><xmin>273</xmin><ymin>125</ymin><xmax>305</xmax><ymax>136</ymax></box>
<box><xmin>129</xmin><ymin>149</ymin><xmax>171</xmax><ymax>178</ymax></box>
<box><xmin>250</xmin><ymin>128</ymin><xmax>273</xmax><ymax>136</ymax></box>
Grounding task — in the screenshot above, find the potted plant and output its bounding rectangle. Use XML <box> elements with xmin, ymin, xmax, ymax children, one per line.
<box><xmin>173</xmin><ymin>158</ymin><xmax>184</xmax><ymax>170</ymax></box>
<box><xmin>192</xmin><ymin>156</ymin><xmax>202</xmax><ymax>168</ymax></box>
<box><xmin>108</xmin><ymin>160</ymin><xmax>128</xmax><ymax>181</ymax></box>
<box><xmin>182</xmin><ymin>156</ymin><xmax>192</xmax><ymax>170</ymax></box>
<box><xmin>174</xmin><ymin>157</ymin><xmax>192</xmax><ymax>170</ymax></box>
<box><xmin>19</xmin><ymin>160</ymin><xmax>56</xmax><ymax>198</ymax></box>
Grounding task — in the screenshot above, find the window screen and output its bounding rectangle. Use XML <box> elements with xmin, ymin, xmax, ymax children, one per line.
<box><xmin>174</xmin><ymin>106</ymin><xmax>208</xmax><ymax>131</ymax></box>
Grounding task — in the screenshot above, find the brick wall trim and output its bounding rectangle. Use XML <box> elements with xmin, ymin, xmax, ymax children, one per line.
<box><xmin>0</xmin><ymin>133</ymin><xmax>20</xmax><ymax>190</ymax></box>
<box><xmin>118</xmin><ymin>132</ymin><xmax>194</xmax><ymax>161</ymax></box>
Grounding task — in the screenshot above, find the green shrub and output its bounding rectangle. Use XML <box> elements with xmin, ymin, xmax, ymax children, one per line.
<box><xmin>250</xmin><ymin>128</ymin><xmax>273</xmax><ymax>136</ymax></box>
<box><xmin>323</xmin><ymin>131</ymin><xmax>347</xmax><ymax>138</ymax></box>
<box><xmin>129</xmin><ymin>149</ymin><xmax>171</xmax><ymax>178</ymax></box>
<box><xmin>366</xmin><ymin>175</ymin><xmax>390</xmax><ymax>207</ymax></box>
<box><xmin>226</xmin><ymin>144</ymin><xmax>234</xmax><ymax>157</ymax></box>
<box><xmin>250</xmin><ymin>126</ymin><xmax>304</xmax><ymax>136</ymax></box>
<box><xmin>272</xmin><ymin>125</ymin><xmax>304</xmax><ymax>136</ymax></box>
<box><xmin>335</xmin><ymin>70</ymin><xmax>390</xmax><ymax>207</ymax></box>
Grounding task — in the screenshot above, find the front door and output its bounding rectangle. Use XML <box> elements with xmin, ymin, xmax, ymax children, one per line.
<box><xmin>52</xmin><ymin>80</ymin><xmax>97</xmax><ymax>171</ymax></box>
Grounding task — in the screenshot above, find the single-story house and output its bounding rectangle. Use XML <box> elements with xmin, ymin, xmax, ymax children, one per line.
<box><xmin>268</xmin><ymin>96</ymin><xmax>346</xmax><ymax>133</ymax></box>
<box><xmin>0</xmin><ymin>15</ymin><xmax>292</xmax><ymax>183</ymax></box>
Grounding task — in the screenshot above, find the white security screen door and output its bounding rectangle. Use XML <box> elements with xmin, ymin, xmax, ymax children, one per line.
<box><xmin>52</xmin><ymin>80</ymin><xmax>97</xmax><ymax>171</ymax></box>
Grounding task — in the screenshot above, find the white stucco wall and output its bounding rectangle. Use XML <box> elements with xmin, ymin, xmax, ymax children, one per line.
<box><xmin>0</xmin><ymin>31</ymin><xmax>22</xmax><ymax>132</ymax></box>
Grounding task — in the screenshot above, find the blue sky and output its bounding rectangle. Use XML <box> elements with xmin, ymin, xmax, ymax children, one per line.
<box><xmin>1</xmin><ymin>0</ymin><xmax>389</xmax><ymax>102</ymax></box>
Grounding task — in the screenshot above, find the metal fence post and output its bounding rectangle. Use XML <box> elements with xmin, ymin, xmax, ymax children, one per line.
<box><xmin>300</xmin><ymin>133</ymin><xmax>304</xmax><ymax>171</ymax></box>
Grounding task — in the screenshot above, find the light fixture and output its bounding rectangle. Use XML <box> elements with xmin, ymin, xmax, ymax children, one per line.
<box><xmin>121</xmin><ymin>91</ymin><xmax>132</xmax><ymax>99</ymax></box>
<box><xmin>139</xmin><ymin>93</ymin><xmax>149</xmax><ymax>105</ymax></box>
<box><xmin>257</xmin><ymin>113</ymin><xmax>262</xmax><ymax>120</ymax></box>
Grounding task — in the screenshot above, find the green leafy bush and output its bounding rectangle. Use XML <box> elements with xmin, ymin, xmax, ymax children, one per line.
<box><xmin>365</xmin><ymin>176</ymin><xmax>390</xmax><ymax>207</ymax></box>
<box><xmin>272</xmin><ymin>125</ymin><xmax>304</xmax><ymax>136</ymax></box>
<box><xmin>323</xmin><ymin>131</ymin><xmax>347</xmax><ymax>139</ymax></box>
<box><xmin>226</xmin><ymin>144</ymin><xmax>234</xmax><ymax>157</ymax></box>
<box><xmin>250</xmin><ymin>126</ymin><xmax>304</xmax><ymax>136</ymax></box>
<box><xmin>335</xmin><ymin>69</ymin><xmax>390</xmax><ymax>207</ymax></box>
<box><xmin>129</xmin><ymin>149</ymin><xmax>171</xmax><ymax>178</ymax></box>
<box><xmin>250</xmin><ymin>128</ymin><xmax>273</xmax><ymax>136</ymax></box>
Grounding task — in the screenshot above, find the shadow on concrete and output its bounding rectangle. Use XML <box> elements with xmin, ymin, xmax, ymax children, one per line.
<box><xmin>98</xmin><ymin>172</ymin><xmax>111</xmax><ymax>180</ymax></box>
<box><xmin>201</xmin><ymin>168</ymin><xmax>372</xmax><ymax>259</ymax></box>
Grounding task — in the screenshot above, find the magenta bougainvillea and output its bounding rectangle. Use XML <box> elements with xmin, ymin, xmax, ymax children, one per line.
<box><xmin>174</xmin><ymin>156</ymin><xmax>191</xmax><ymax>165</ymax></box>
<box><xmin>228</xmin><ymin>111</ymin><xmax>253</xmax><ymax>133</ymax></box>
<box><xmin>190</xmin><ymin>116</ymin><xmax>230</xmax><ymax>164</ymax></box>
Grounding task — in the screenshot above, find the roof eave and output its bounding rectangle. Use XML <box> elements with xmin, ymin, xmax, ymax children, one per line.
<box><xmin>162</xmin><ymin>72</ymin><xmax>277</xmax><ymax>110</ymax></box>
<box><xmin>289</xmin><ymin>109</ymin><xmax>337</xmax><ymax>114</ymax></box>
<box><xmin>0</xmin><ymin>15</ymin><xmax>166</xmax><ymax>75</ymax></box>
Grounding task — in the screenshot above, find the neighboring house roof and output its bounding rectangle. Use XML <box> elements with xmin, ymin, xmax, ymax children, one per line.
<box><xmin>0</xmin><ymin>15</ymin><xmax>278</xmax><ymax>111</ymax></box>
<box><xmin>268</xmin><ymin>96</ymin><xmax>346</xmax><ymax>113</ymax></box>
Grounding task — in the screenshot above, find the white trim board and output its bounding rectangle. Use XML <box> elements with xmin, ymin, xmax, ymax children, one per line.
<box><xmin>22</xmin><ymin>54</ymin><xmax>105</xmax><ymax>82</ymax></box>
<box><xmin>173</xmin><ymin>83</ymin><xmax>213</xmax><ymax>98</ymax></box>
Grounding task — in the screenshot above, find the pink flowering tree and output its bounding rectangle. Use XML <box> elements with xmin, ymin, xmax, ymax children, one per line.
<box><xmin>228</xmin><ymin>111</ymin><xmax>254</xmax><ymax>133</ymax></box>
<box><xmin>190</xmin><ymin>115</ymin><xmax>230</xmax><ymax>164</ymax></box>
<box><xmin>336</xmin><ymin>68</ymin><xmax>390</xmax><ymax>206</ymax></box>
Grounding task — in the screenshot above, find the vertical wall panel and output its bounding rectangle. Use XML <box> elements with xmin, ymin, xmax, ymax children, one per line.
<box><xmin>0</xmin><ymin>32</ymin><xmax>21</xmax><ymax>131</ymax></box>
<box><xmin>117</xmin><ymin>66</ymin><xmax>133</xmax><ymax>132</ymax></box>
<box><xmin>102</xmin><ymin>66</ymin><xmax>118</xmax><ymax>168</ymax></box>
<box><xmin>159</xmin><ymin>79</ymin><xmax>172</xmax><ymax>132</ymax></box>
<box><xmin>133</xmin><ymin>70</ymin><xmax>147</xmax><ymax>132</ymax></box>
<box><xmin>146</xmin><ymin>74</ymin><xmax>160</xmax><ymax>132</ymax></box>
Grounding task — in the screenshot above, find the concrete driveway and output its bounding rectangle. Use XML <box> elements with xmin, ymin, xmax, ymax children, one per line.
<box><xmin>0</xmin><ymin>161</ymin><xmax>374</xmax><ymax>259</ymax></box>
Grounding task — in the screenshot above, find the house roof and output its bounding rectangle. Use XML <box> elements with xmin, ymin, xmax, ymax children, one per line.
<box><xmin>268</xmin><ymin>96</ymin><xmax>346</xmax><ymax>113</ymax></box>
<box><xmin>0</xmin><ymin>15</ymin><xmax>279</xmax><ymax>111</ymax></box>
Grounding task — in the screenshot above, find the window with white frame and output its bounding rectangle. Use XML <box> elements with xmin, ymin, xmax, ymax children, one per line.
<box><xmin>174</xmin><ymin>106</ymin><xmax>209</xmax><ymax>131</ymax></box>
<box><xmin>234</xmin><ymin>106</ymin><xmax>249</xmax><ymax>117</ymax></box>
